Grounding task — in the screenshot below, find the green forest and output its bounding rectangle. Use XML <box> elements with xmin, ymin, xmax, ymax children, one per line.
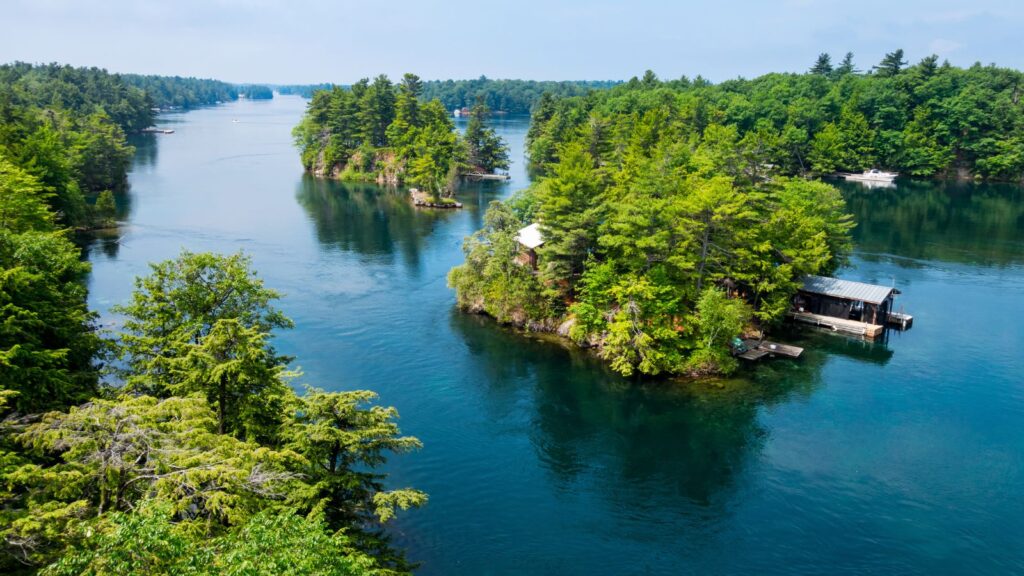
<box><xmin>122</xmin><ymin>74</ymin><xmax>238</xmax><ymax>109</ymax></box>
<box><xmin>293</xmin><ymin>74</ymin><xmax>509</xmax><ymax>197</ymax></box>
<box><xmin>419</xmin><ymin>77</ymin><xmax>621</xmax><ymax>115</ymax></box>
<box><xmin>0</xmin><ymin>63</ymin><xmax>149</xmax><ymax>229</ymax></box>
<box><xmin>528</xmin><ymin>51</ymin><xmax>1024</xmax><ymax>180</ymax></box>
<box><xmin>0</xmin><ymin>65</ymin><xmax>425</xmax><ymax>575</ymax></box>
<box><xmin>240</xmin><ymin>85</ymin><xmax>274</xmax><ymax>100</ymax></box>
<box><xmin>278</xmin><ymin>83</ymin><xmax>336</xmax><ymax>98</ymax></box>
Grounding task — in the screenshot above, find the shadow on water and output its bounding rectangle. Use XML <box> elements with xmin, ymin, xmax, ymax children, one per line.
<box><xmin>294</xmin><ymin>175</ymin><xmax>463</xmax><ymax>270</ymax></box>
<box><xmin>127</xmin><ymin>133</ymin><xmax>159</xmax><ymax>169</ymax></box>
<box><xmin>837</xmin><ymin>178</ymin><xmax>1024</xmax><ymax>267</ymax></box>
<box><xmin>450</xmin><ymin>311</ymin><xmax>829</xmax><ymax>510</ymax></box>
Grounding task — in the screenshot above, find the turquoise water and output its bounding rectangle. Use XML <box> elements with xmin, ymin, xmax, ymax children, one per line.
<box><xmin>87</xmin><ymin>96</ymin><xmax>1024</xmax><ymax>574</ymax></box>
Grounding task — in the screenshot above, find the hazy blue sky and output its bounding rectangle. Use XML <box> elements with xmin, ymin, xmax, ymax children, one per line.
<box><xmin>3</xmin><ymin>0</ymin><xmax>1022</xmax><ymax>83</ymax></box>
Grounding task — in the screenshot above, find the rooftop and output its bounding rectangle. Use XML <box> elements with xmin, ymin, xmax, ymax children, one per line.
<box><xmin>799</xmin><ymin>275</ymin><xmax>895</xmax><ymax>305</ymax></box>
<box><xmin>515</xmin><ymin>223</ymin><xmax>544</xmax><ymax>249</ymax></box>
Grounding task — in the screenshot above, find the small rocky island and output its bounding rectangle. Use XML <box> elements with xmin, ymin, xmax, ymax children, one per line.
<box><xmin>293</xmin><ymin>73</ymin><xmax>509</xmax><ymax>202</ymax></box>
<box><xmin>411</xmin><ymin>188</ymin><xmax>462</xmax><ymax>209</ymax></box>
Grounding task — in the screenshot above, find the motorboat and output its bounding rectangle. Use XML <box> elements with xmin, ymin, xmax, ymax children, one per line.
<box><xmin>844</xmin><ymin>169</ymin><xmax>898</xmax><ymax>183</ymax></box>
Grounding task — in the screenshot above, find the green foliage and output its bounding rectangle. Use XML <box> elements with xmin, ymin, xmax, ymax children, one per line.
<box><xmin>92</xmin><ymin>191</ymin><xmax>116</xmax><ymax>228</ymax></box>
<box><xmin>455</xmin><ymin>76</ymin><xmax>860</xmax><ymax>377</ymax></box>
<box><xmin>2</xmin><ymin>249</ymin><xmax>424</xmax><ymax>573</ymax></box>
<box><xmin>239</xmin><ymin>85</ymin><xmax>274</xmax><ymax>100</ymax></box>
<box><xmin>42</xmin><ymin>501</ymin><xmax>383</xmax><ymax>576</ymax></box>
<box><xmin>419</xmin><ymin>76</ymin><xmax>620</xmax><ymax>115</ymax></box>
<box><xmin>121</xmin><ymin>74</ymin><xmax>238</xmax><ymax>109</ymax></box>
<box><xmin>282</xmin><ymin>388</ymin><xmax>426</xmax><ymax>529</ymax></box>
<box><xmin>293</xmin><ymin>74</ymin><xmax>510</xmax><ymax>193</ymax></box>
<box><xmin>462</xmin><ymin>99</ymin><xmax>510</xmax><ymax>173</ymax></box>
<box><xmin>874</xmin><ymin>49</ymin><xmax>908</xmax><ymax>77</ymax></box>
<box><xmin>525</xmin><ymin>55</ymin><xmax>1024</xmax><ymax>180</ymax></box>
<box><xmin>0</xmin><ymin>62</ymin><xmax>145</xmax><ymax>227</ymax></box>
<box><xmin>0</xmin><ymin>156</ymin><xmax>99</xmax><ymax>414</ymax></box>
<box><xmin>447</xmin><ymin>200</ymin><xmax>554</xmax><ymax>323</ymax></box>
<box><xmin>2</xmin><ymin>395</ymin><xmax>307</xmax><ymax>566</ymax></box>
<box><xmin>685</xmin><ymin>288</ymin><xmax>752</xmax><ymax>375</ymax></box>
<box><xmin>112</xmin><ymin>251</ymin><xmax>293</xmax><ymax>428</ymax></box>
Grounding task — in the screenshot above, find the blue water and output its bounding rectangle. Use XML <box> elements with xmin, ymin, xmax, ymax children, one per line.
<box><xmin>86</xmin><ymin>96</ymin><xmax>1024</xmax><ymax>575</ymax></box>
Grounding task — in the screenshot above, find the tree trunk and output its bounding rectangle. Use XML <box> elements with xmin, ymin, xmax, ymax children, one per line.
<box><xmin>218</xmin><ymin>374</ymin><xmax>227</xmax><ymax>435</ymax></box>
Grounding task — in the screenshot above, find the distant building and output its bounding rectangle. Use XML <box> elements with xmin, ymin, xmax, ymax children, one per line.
<box><xmin>515</xmin><ymin>223</ymin><xmax>544</xmax><ymax>270</ymax></box>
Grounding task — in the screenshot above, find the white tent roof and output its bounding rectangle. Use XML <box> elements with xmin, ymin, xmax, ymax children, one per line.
<box><xmin>515</xmin><ymin>223</ymin><xmax>544</xmax><ymax>249</ymax></box>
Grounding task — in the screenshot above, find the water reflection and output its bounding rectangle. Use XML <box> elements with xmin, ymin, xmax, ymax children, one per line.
<box><xmin>127</xmin><ymin>133</ymin><xmax>159</xmax><ymax>169</ymax></box>
<box><xmin>451</xmin><ymin>312</ymin><xmax>827</xmax><ymax>509</ymax></box>
<box><xmin>295</xmin><ymin>175</ymin><xmax>460</xmax><ymax>269</ymax></box>
<box><xmin>838</xmin><ymin>179</ymin><xmax>1024</xmax><ymax>267</ymax></box>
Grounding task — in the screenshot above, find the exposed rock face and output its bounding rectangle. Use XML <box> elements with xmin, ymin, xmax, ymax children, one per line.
<box><xmin>309</xmin><ymin>148</ymin><xmax>408</xmax><ymax>184</ymax></box>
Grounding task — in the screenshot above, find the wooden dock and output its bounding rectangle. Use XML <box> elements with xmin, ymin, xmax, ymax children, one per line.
<box><xmin>787</xmin><ymin>311</ymin><xmax>885</xmax><ymax>339</ymax></box>
<box><xmin>463</xmin><ymin>172</ymin><xmax>510</xmax><ymax>181</ymax></box>
<box><xmin>736</xmin><ymin>339</ymin><xmax>803</xmax><ymax>361</ymax></box>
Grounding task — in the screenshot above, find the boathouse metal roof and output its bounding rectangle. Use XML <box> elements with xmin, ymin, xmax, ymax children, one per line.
<box><xmin>515</xmin><ymin>223</ymin><xmax>544</xmax><ymax>249</ymax></box>
<box><xmin>799</xmin><ymin>275</ymin><xmax>895</xmax><ymax>304</ymax></box>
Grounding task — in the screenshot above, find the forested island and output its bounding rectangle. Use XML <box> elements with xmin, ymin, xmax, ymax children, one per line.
<box><xmin>452</xmin><ymin>49</ymin><xmax>1024</xmax><ymax>377</ymax></box>
<box><xmin>419</xmin><ymin>77</ymin><xmax>620</xmax><ymax>114</ymax></box>
<box><xmin>122</xmin><ymin>74</ymin><xmax>238</xmax><ymax>109</ymax></box>
<box><xmin>240</xmin><ymin>84</ymin><xmax>274</xmax><ymax>100</ymax></box>
<box><xmin>293</xmin><ymin>74</ymin><xmax>509</xmax><ymax>199</ymax></box>
<box><xmin>278</xmin><ymin>83</ymin><xmax>335</xmax><ymax>98</ymax></box>
<box><xmin>0</xmin><ymin>63</ymin><xmax>424</xmax><ymax>574</ymax></box>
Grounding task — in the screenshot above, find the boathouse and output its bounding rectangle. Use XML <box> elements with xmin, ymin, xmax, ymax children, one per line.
<box><xmin>514</xmin><ymin>223</ymin><xmax>544</xmax><ymax>269</ymax></box>
<box><xmin>789</xmin><ymin>275</ymin><xmax>912</xmax><ymax>339</ymax></box>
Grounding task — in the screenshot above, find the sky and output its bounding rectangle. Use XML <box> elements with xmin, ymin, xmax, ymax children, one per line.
<box><xmin>3</xmin><ymin>0</ymin><xmax>1023</xmax><ymax>84</ymax></box>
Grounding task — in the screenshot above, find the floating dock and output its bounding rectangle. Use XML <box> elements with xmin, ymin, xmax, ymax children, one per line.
<box><xmin>887</xmin><ymin>311</ymin><xmax>913</xmax><ymax>330</ymax></box>
<box><xmin>787</xmin><ymin>311</ymin><xmax>885</xmax><ymax>339</ymax></box>
<box><xmin>736</xmin><ymin>339</ymin><xmax>803</xmax><ymax>361</ymax></box>
<box><xmin>141</xmin><ymin>128</ymin><xmax>175</xmax><ymax>134</ymax></box>
<box><xmin>463</xmin><ymin>172</ymin><xmax>511</xmax><ymax>181</ymax></box>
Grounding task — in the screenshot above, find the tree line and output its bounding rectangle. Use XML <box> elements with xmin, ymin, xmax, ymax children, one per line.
<box><xmin>240</xmin><ymin>85</ymin><xmax>274</xmax><ymax>100</ymax></box>
<box><xmin>528</xmin><ymin>51</ymin><xmax>1024</xmax><ymax>180</ymax></box>
<box><xmin>420</xmin><ymin>77</ymin><xmax>621</xmax><ymax>115</ymax></box>
<box><xmin>122</xmin><ymin>73</ymin><xmax>239</xmax><ymax>109</ymax></box>
<box><xmin>0</xmin><ymin>66</ymin><xmax>424</xmax><ymax>575</ymax></box>
<box><xmin>293</xmin><ymin>73</ymin><xmax>509</xmax><ymax>198</ymax></box>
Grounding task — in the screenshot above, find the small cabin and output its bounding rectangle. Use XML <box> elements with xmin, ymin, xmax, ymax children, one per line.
<box><xmin>790</xmin><ymin>275</ymin><xmax>912</xmax><ymax>339</ymax></box>
<box><xmin>514</xmin><ymin>223</ymin><xmax>544</xmax><ymax>270</ymax></box>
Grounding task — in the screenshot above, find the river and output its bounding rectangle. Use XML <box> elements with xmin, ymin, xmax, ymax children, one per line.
<box><xmin>86</xmin><ymin>96</ymin><xmax>1024</xmax><ymax>575</ymax></box>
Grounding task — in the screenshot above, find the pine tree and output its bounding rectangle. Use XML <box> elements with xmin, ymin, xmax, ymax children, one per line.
<box><xmin>874</xmin><ymin>49</ymin><xmax>908</xmax><ymax>77</ymax></box>
<box><xmin>810</xmin><ymin>53</ymin><xmax>833</xmax><ymax>75</ymax></box>
<box><xmin>835</xmin><ymin>52</ymin><xmax>857</xmax><ymax>76</ymax></box>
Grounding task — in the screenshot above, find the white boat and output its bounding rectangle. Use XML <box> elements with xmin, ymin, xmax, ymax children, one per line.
<box><xmin>453</xmin><ymin>109</ymin><xmax>461</xmax><ymax>117</ymax></box>
<box><xmin>844</xmin><ymin>169</ymin><xmax>898</xmax><ymax>183</ymax></box>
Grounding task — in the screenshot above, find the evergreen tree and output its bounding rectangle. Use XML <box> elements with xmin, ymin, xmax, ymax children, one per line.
<box><xmin>810</xmin><ymin>53</ymin><xmax>833</xmax><ymax>75</ymax></box>
<box><xmin>113</xmin><ymin>251</ymin><xmax>293</xmax><ymax>400</ymax></box>
<box><xmin>463</xmin><ymin>97</ymin><xmax>510</xmax><ymax>173</ymax></box>
<box><xmin>874</xmin><ymin>48</ymin><xmax>908</xmax><ymax>77</ymax></box>
<box><xmin>835</xmin><ymin>51</ymin><xmax>858</xmax><ymax>75</ymax></box>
